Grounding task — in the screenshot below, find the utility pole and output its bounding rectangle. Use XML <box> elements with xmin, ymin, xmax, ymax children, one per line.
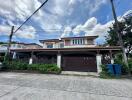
<box><xmin>110</xmin><ymin>0</ymin><xmax>130</xmax><ymax>75</ymax></box>
<box><xmin>3</xmin><ymin>0</ymin><xmax>48</xmax><ymax>61</ymax></box>
<box><xmin>7</xmin><ymin>26</ymin><xmax>14</xmax><ymax>54</ymax></box>
<box><xmin>4</xmin><ymin>26</ymin><xmax>14</xmax><ymax>61</ymax></box>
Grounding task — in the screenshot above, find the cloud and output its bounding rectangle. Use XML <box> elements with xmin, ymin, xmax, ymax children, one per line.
<box><xmin>61</xmin><ymin>9</ymin><xmax>132</xmax><ymax>44</ymax></box>
<box><xmin>0</xmin><ymin>0</ymin><xmax>40</xmax><ymax>40</ymax></box>
<box><xmin>0</xmin><ymin>0</ymin><xmax>130</xmax><ymax>44</ymax></box>
<box><xmin>83</xmin><ymin>0</ymin><xmax>107</xmax><ymax>16</ymax></box>
<box><xmin>0</xmin><ymin>0</ymin><xmax>108</xmax><ymax>35</ymax></box>
<box><xmin>123</xmin><ymin>10</ymin><xmax>132</xmax><ymax>17</ymax></box>
<box><xmin>61</xmin><ymin>17</ymin><xmax>113</xmax><ymax>38</ymax></box>
<box><xmin>0</xmin><ymin>0</ymin><xmax>42</xmax><ymax>22</ymax></box>
<box><xmin>0</xmin><ymin>25</ymin><xmax>36</xmax><ymax>39</ymax></box>
<box><xmin>33</xmin><ymin>0</ymin><xmax>108</xmax><ymax>33</ymax></box>
<box><xmin>14</xmin><ymin>26</ymin><xmax>36</xmax><ymax>39</ymax></box>
<box><xmin>61</xmin><ymin>27</ymin><xmax>72</xmax><ymax>37</ymax></box>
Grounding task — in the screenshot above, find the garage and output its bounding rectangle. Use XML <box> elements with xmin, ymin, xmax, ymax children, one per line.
<box><xmin>62</xmin><ymin>54</ymin><xmax>97</xmax><ymax>72</ymax></box>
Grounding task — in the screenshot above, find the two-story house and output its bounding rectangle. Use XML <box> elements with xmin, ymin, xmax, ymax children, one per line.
<box><xmin>11</xmin><ymin>36</ymin><xmax>121</xmax><ymax>74</ymax></box>
<box><xmin>40</xmin><ymin>36</ymin><xmax>97</xmax><ymax>48</ymax></box>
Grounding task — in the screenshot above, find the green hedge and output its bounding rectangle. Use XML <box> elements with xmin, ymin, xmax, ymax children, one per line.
<box><xmin>114</xmin><ymin>53</ymin><xmax>132</xmax><ymax>74</ymax></box>
<box><xmin>3</xmin><ymin>60</ymin><xmax>61</xmax><ymax>74</ymax></box>
<box><xmin>28</xmin><ymin>64</ymin><xmax>61</xmax><ymax>74</ymax></box>
<box><xmin>3</xmin><ymin>60</ymin><xmax>28</xmax><ymax>70</ymax></box>
<box><xmin>128</xmin><ymin>59</ymin><xmax>132</xmax><ymax>73</ymax></box>
<box><xmin>99</xmin><ymin>64</ymin><xmax>113</xmax><ymax>78</ymax></box>
<box><xmin>0</xmin><ymin>56</ymin><xmax>4</xmax><ymax>62</ymax></box>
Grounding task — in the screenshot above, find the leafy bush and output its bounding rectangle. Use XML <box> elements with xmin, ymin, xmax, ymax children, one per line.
<box><xmin>3</xmin><ymin>60</ymin><xmax>28</xmax><ymax>70</ymax></box>
<box><xmin>114</xmin><ymin>53</ymin><xmax>129</xmax><ymax>74</ymax></box>
<box><xmin>99</xmin><ymin>64</ymin><xmax>114</xmax><ymax>78</ymax></box>
<box><xmin>28</xmin><ymin>64</ymin><xmax>61</xmax><ymax>74</ymax></box>
<box><xmin>3</xmin><ymin>60</ymin><xmax>61</xmax><ymax>74</ymax></box>
<box><xmin>37</xmin><ymin>64</ymin><xmax>61</xmax><ymax>74</ymax></box>
<box><xmin>0</xmin><ymin>56</ymin><xmax>4</xmax><ymax>62</ymax></box>
<box><xmin>128</xmin><ymin>58</ymin><xmax>132</xmax><ymax>73</ymax></box>
<box><xmin>27</xmin><ymin>64</ymin><xmax>40</xmax><ymax>70</ymax></box>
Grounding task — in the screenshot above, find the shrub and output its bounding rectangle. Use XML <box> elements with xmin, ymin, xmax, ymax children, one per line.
<box><xmin>128</xmin><ymin>58</ymin><xmax>132</xmax><ymax>73</ymax></box>
<box><xmin>27</xmin><ymin>63</ymin><xmax>61</xmax><ymax>74</ymax></box>
<box><xmin>3</xmin><ymin>60</ymin><xmax>61</xmax><ymax>74</ymax></box>
<box><xmin>114</xmin><ymin>53</ymin><xmax>129</xmax><ymax>74</ymax></box>
<box><xmin>27</xmin><ymin>64</ymin><xmax>40</xmax><ymax>70</ymax></box>
<box><xmin>0</xmin><ymin>56</ymin><xmax>4</xmax><ymax>62</ymax></box>
<box><xmin>38</xmin><ymin>64</ymin><xmax>61</xmax><ymax>74</ymax></box>
<box><xmin>99</xmin><ymin>64</ymin><xmax>114</xmax><ymax>78</ymax></box>
<box><xmin>3</xmin><ymin>60</ymin><xmax>28</xmax><ymax>70</ymax></box>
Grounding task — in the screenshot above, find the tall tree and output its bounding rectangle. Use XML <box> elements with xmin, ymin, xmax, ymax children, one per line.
<box><xmin>106</xmin><ymin>16</ymin><xmax>132</xmax><ymax>56</ymax></box>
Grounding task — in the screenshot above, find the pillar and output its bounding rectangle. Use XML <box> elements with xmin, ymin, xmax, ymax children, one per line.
<box><xmin>57</xmin><ymin>54</ymin><xmax>61</xmax><ymax>68</ymax></box>
<box><xmin>29</xmin><ymin>58</ymin><xmax>33</xmax><ymax>64</ymax></box>
<box><xmin>111</xmin><ymin>58</ymin><xmax>114</xmax><ymax>64</ymax></box>
<box><xmin>110</xmin><ymin>50</ymin><xmax>114</xmax><ymax>64</ymax></box>
<box><xmin>96</xmin><ymin>54</ymin><xmax>102</xmax><ymax>74</ymax></box>
<box><xmin>12</xmin><ymin>52</ymin><xmax>16</xmax><ymax>59</ymax></box>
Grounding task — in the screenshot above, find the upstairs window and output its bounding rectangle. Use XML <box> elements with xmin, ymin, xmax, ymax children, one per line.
<box><xmin>72</xmin><ymin>38</ymin><xmax>85</xmax><ymax>45</ymax></box>
<box><xmin>47</xmin><ymin>43</ymin><xmax>53</xmax><ymax>48</ymax></box>
<box><xmin>60</xmin><ymin>43</ymin><xmax>64</xmax><ymax>48</ymax></box>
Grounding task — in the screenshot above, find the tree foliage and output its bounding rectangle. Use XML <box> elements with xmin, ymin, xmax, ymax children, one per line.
<box><xmin>106</xmin><ymin>16</ymin><xmax>132</xmax><ymax>55</ymax></box>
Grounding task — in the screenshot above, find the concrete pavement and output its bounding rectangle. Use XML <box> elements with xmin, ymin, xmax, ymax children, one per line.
<box><xmin>0</xmin><ymin>72</ymin><xmax>131</xmax><ymax>100</ymax></box>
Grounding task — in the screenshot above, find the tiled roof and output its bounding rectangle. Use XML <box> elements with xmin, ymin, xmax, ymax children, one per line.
<box><xmin>11</xmin><ymin>46</ymin><xmax>121</xmax><ymax>52</ymax></box>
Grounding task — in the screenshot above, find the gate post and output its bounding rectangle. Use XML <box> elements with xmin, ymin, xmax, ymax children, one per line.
<box><xmin>12</xmin><ymin>52</ymin><xmax>16</xmax><ymax>59</ymax></box>
<box><xmin>57</xmin><ymin>53</ymin><xmax>61</xmax><ymax>68</ymax></box>
<box><xmin>96</xmin><ymin>54</ymin><xmax>102</xmax><ymax>74</ymax></box>
<box><xmin>29</xmin><ymin>52</ymin><xmax>33</xmax><ymax>64</ymax></box>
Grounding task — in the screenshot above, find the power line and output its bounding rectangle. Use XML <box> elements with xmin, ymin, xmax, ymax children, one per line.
<box><xmin>14</xmin><ymin>0</ymin><xmax>48</xmax><ymax>33</ymax></box>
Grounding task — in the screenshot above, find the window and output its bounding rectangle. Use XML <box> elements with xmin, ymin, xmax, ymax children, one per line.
<box><xmin>47</xmin><ymin>43</ymin><xmax>53</xmax><ymax>48</ymax></box>
<box><xmin>17</xmin><ymin>45</ymin><xmax>21</xmax><ymax>48</ymax></box>
<box><xmin>72</xmin><ymin>38</ymin><xmax>85</xmax><ymax>45</ymax></box>
<box><xmin>60</xmin><ymin>43</ymin><xmax>64</xmax><ymax>48</ymax></box>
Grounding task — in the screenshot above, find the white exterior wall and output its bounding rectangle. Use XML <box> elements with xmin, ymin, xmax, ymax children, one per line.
<box><xmin>57</xmin><ymin>54</ymin><xmax>61</xmax><ymax>68</ymax></box>
<box><xmin>85</xmin><ymin>38</ymin><xmax>88</xmax><ymax>44</ymax></box>
<box><xmin>96</xmin><ymin>54</ymin><xmax>102</xmax><ymax>74</ymax></box>
<box><xmin>29</xmin><ymin>58</ymin><xmax>33</xmax><ymax>64</ymax></box>
<box><xmin>43</xmin><ymin>42</ymin><xmax>60</xmax><ymax>48</ymax></box>
<box><xmin>13</xmin><ymin>52</ymin><xmax>16</xmax><ymax>59</ymax></box>
<box><xmin>43</xmin><ymin>43</ymin><xmax>47</xmax><ymax>48</ymax></box>
<box><xmin>42</xmin><ymin>37</ymin><xmax>96</xmax><ymax>48</ymax></box>
<box><xmin>64</xmin><ymin>45</ymin><xmax>96</xmax><ymax>48</ymax></box>
<box><xmin>63</xmin><ymin>38</ymin><xmax>95</xmax><ymax>48</ymax></box>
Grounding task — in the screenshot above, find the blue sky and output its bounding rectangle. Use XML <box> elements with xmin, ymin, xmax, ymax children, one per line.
<box><xmin>0</xmin><ymin>0</ymin><xmax>131</xmax><ymax>44</ymax></box>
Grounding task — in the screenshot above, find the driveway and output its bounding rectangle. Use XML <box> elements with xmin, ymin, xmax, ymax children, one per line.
<box><xmin>0</xmin><ymin>72</ymin><xmax>131</xmax><ymax>100</ymax></box>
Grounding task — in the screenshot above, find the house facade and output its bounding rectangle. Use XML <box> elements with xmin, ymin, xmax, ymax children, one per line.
<box><xmin>11</xmin><ymin>36</ymin><xmax>121</xmax><ymax>73</ymax></box>
<box><xmin>0</xmin><ymin>43</ymin><xmax>42</xmax><ymax>62</ymax></box>
<box><xmin>40</xmin><ymin>36</ymin><xmax>97</xmax><ymax>49</ymax></box>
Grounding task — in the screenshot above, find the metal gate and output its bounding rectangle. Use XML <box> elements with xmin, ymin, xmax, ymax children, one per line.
<box><xmin>62</xmin><ymin>54</ymin><xmax>97</xmax><ymax>72</ymax></box>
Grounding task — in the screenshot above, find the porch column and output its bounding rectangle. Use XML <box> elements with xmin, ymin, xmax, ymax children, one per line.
<box><xmin>12</xmin><ymin>52</ymin><xmax>16</xmax><ymax>59</ymax></box>
<box><xmin>110</xmin><ymin>50</ymin><xmax>114</xmax><ymax>64</ymax></box>
<box><xmin>96</xmin><ymin>54</ymin><xmax>102</xmax><ymax>73</ymax></box>
<box><xmin>29</xmin><ymin>57</ymin><xmax>33</xmax><ymax>64</ymax></box>
<box><xmin>57</xmin><ymin>54</ymin><xmax>61</xmax><ymax>68</ymax></box>
<box><xmin>29</xmin><ymin>52</ymin><xmax>33</xmax><ymax>64</ymax></box>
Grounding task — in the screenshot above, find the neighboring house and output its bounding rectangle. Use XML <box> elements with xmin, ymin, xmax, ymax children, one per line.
<box><xmin>0</xmin><ymin>42</ymin><xmax>42</xmax><ymax>50</ymax></box>
<box><xmin>11</xmin><ymin>36</ymin><xmax>121</xmax><ymax>73</ymax></box>
<box><xmin>0</xmin><ymin>43</ymin><xmax>42</xmax><ymax>61</ymax></box>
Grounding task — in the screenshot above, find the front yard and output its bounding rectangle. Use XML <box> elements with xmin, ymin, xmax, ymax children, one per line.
<box><xmin>0</xmin><ymin>72</ymin><xmax>131</xmax><ymax>100</ymax></box>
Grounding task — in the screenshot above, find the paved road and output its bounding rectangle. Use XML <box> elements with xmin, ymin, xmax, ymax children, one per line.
<box><xmin>0</xmin><ymin>72</ymin><xmax>131</xmax><ymax>100</ymax></box>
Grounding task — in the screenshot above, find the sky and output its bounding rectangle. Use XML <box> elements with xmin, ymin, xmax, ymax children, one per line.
<box><xmin>0</xmin><ymin>0</ymin><xmax>131</xmax><ymax>45</ymax></box>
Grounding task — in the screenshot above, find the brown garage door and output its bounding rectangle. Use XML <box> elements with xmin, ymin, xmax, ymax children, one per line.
<box><xmin>62</xmin><ymin>55</ymin><xmax>97</xmax><ymax>72</ymax></box>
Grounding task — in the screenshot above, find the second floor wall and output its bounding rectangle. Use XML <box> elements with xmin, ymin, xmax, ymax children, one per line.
<box><xmin>41</xmin><ymin>36</ymin><xmax>97</xmax><ymax>49</ymax></box>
